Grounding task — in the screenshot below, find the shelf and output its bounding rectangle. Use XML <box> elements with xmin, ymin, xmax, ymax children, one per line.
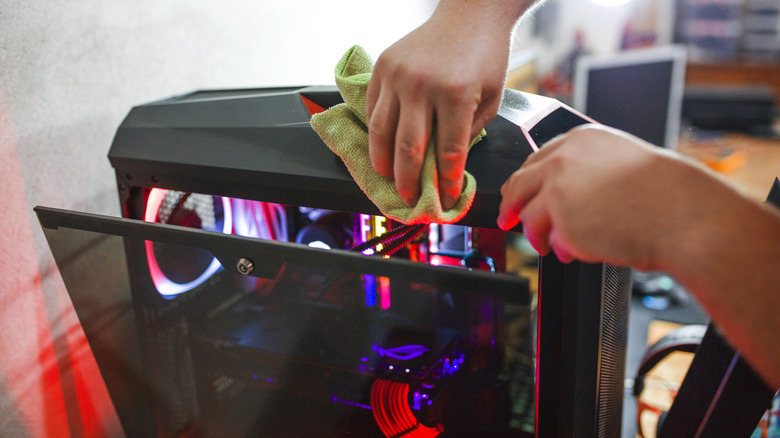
<box><xmin>685</xmin><ymin>62</ymin><xmax>780</xmax><ymax>101</ymax></box>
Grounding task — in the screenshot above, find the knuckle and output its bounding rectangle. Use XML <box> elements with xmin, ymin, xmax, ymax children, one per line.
<box><xmin>440</xmin><ymin>80</ymin><xmax>479</xmax><ymax>107</ymax></box>
<box><xmin>474</xmin><ymin>103</ymin><xmax>499</xmax><ymax>130</ymax></box>
<box><xmin>545</xmin><ymin>178</ymin><xmax>566</xmax><ymax>203</ymax></box>
<box><xmin>400</xmin><ymin>68</ymin><xmax>432</xmax><ymax>93</ymax></box>
<box><xmin>396</xmin><ymin>137</ymin><xmax>424</xmax><ymax>159</ymax></box>
<box><xmin>473</xmin><ymin>114</ymin><xmax>490</xmax><ymax>135</ymax></box>
<box><xmin>500</xmin><ymin>176</ymin><xmax>515</xmax><ymax>197</ymax></box>
<box><xmin>367</xmin><ymin>117</ymin><xmax>389</xmax><ymax>138</ymax></box>
<box><xmin>437</xmin><ymin>150</ymin><xmax>466</xmax><ymax>180</ymax></box>
<box><xmin>438</xmin><ymin>140</ymin><xmax>468</xmax><ymax>158</ymax></box>
<box><xmin>500</xmin><ymin>182</ymin><xmax>509</xmax><ymax>198</ymax></box>
<box><xmin>445</xmin><ymin>80</ymin><xmax>469</xmax><ymax>99</ymax></box>
<box><xmin>501</xmin><ymin>169</ymin><xmax>522</xmax><ymax>193</ymax></box>
<box><xmin>546</xmin><ymin>154</ymin><xmax>568</xmax><ymax>172</ymax></box>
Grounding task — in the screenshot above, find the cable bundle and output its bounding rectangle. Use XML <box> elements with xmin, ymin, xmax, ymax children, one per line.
<box><xmin>370</xmin><ymin>378</ymin><xmax>441</xmax><ymax>438</ymax></box>
<box><xmin>352</xmin><ymin>223</ymin><xmax>428</xmax><ymax>256</ymax></box>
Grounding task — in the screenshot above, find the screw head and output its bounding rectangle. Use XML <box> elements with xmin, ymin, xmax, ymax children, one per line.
<box><xmin>236</xmin><ymin>258</ymin><xmax>254</xmax><ymax>275</ymax></box>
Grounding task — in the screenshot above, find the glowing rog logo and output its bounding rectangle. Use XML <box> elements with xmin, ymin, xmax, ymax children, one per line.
<box><xmin>372</xmin><ymin>344</ymin><xmax>429</xmax><ymax>361</ymax></box>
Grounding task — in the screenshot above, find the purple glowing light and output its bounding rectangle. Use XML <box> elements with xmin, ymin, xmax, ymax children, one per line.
<box><xmin>330</xmin><ymin>395</ymin><xmax>372</xmax><ymax>410</ymax></box>
<box><xmin>372</xmin><ymin>344</ymin><xmax>429</xmax><ymax>361</ymax></box>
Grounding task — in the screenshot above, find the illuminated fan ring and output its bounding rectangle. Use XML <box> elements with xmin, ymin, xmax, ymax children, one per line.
<box><xmin>144</xmin><ymin>188</ymin><xmax>232</xmax><ymax>297</ymax></box>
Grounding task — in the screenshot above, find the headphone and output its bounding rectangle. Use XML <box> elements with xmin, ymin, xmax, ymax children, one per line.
<box><xmin>632</xmin><ymin>324</ymin><xmax>707</xmax><ymax>437</ymax></box>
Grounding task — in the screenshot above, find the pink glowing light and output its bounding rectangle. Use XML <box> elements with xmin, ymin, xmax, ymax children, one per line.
<box><xmin>379</xmin><ymin>276</ymin><xmax>391</xmax><ymax>310</ymax></box>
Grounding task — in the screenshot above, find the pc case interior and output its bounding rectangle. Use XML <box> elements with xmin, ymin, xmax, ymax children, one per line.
<box><xmin>37</xmin><ymin>87</ymin><xmax>632</xmax><ymax>437</ymax></box>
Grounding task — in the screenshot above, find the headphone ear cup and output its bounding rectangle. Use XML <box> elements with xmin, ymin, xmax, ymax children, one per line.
<box><xmin>633</xmin><ymin>324</ymin><xmax>706</xmax><ymax>437</ymax></box>
<box><xmin>634</xmin><ymin>324</ymin><xmax>706</xmax><ymax>392</ymax></box>
<box><xmin>633</xmin><ymin>374</ymin><xmax>645</xmax><ymax>398</ymax></box>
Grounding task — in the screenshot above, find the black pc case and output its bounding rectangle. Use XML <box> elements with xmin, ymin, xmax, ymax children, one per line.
<box><xmin>37</xmin><ymin>86</ymin><xmax>632</xmax><ymax>437</ymax></box>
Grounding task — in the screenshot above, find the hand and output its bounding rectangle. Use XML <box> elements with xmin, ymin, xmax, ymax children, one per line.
<box><xmin>497</xmin><ymin>124</ymin><xmax>693</xmax><ymax>270</ymax></box>
<box><xmin>498</xmin><ymin>125</ymin><xmax>780</xmax><ymax>390</ymax></box>
<box><xmin>366</xmin><ymin>1</ymin><xmax>528</xmax><ymax>209</ymax></box>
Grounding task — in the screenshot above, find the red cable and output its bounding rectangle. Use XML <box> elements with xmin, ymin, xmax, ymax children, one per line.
<box><xmin>371</xmin><ymin>378</ymin><xmax>441</xmax><ymax>438</ymax></box>
<box><xmin>259</xmin><ymin>202</ymin><xmax>277</xmax><ymax>241</ymax></box>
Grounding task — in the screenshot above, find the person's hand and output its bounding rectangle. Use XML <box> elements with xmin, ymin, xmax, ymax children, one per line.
<box><xmin>366</xmin><ymin>1</ymin><xmax>529</xmax><ymax>209</ymax></box>
<box><xmin>497</xmin><ymin>124</ymin><xmax>700</xmax><ymax>270</ymax></box>
<box><xmin>498</xmin><ymin>124</ymin><xmax>780</xmax><ymax>390</ymax></box>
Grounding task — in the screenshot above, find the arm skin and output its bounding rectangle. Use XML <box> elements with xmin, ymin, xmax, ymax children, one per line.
<box><xmin>497</xmin><ymin>124</ymin><xmax>780</xmax><ymax>388</ymax></box>
<box><xmin>366</xmin><ymin>0</ymin><xmax>538</xmax><ymax>209</ymax></box>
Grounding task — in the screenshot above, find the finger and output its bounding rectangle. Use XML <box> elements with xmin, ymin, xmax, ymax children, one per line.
<box><xmin>470</xmin><ymin>90</ymin><xmax>501</xmax><ymax>139</ymax></box>
<box><xmin>549</xmin><ymin>228</ymin><xmax>575</xmax><ymax>264</ymax></box>
<box><xmin>496</xmin><ymin>175</ymin><xmax>524</xmax><ymax>231</ymax></box>
<box><xmin>497</xmin><ymin>163</ymin><xmax>544</xmax><ymax>230</ymax></box>
<box><xmin>517</xmin><ymin>197</ymin><xmax>552</xmax><ymax>257</ymax></box>
<box><xmin>394</xmin><ymin>99</ymin><xmax>432</xmax><ymax>206</ymax></box>
<box><xmin>520</xmin><ymin>130</ymin><xmax>569</xmax><ymax>171</ymax></box>
<box><xmin>521</xmin><ymin>123</ymin><xmax>601</xmax><ymax>169</ymax></box>
<box><xmin>367</xmin><ymin>90</ymin><xmax>400</xmax><ymax>178</ymax></box>
<box><xmin>366</xmin><ymin>73</ymin><xmax>381</xmax><ymax>124</ymax></box>
<box><xmin>435</xmin><ymin>103</ymin><xmax>474</xmax><ymax>210</ymax></box>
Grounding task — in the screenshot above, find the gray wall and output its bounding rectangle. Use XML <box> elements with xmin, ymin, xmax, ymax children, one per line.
<box><xmin>0</xmin><ymin>2</ymin><xmax>432</xmax><ymax>436</ymax></box>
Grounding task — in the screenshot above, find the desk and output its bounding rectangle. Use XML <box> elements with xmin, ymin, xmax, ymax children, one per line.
<box><xmin>677</xmin><ymin>131</ymin><xmax>780</xmax><ymax>201</ymax></box>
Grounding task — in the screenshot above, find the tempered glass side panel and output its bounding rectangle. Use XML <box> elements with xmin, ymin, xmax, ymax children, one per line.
<box><xmin>36</xmin><ymin>207</ymin><xmax>530</xmax><ymax>438</ymax></box>
<box><xmin>37</xmin><ymin>209</ymin><xmax>154</xmax><ymax>437</ymax></box>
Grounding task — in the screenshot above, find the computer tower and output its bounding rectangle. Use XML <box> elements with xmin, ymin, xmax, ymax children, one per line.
<box><xmin>37</xmin><ymin>86</ymin><xmax>631</xmax><ymax>437</ymax></box>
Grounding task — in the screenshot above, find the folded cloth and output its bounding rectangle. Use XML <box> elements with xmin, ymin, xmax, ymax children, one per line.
<box><xmin>310</xmin><ymin>45</ymin><xmax>484</xmax><ymax>225</ymax></box>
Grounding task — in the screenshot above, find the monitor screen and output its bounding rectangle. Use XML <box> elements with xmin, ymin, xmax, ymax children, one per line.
<box><xmin>572</xmin><ymin>45</ymin><xmax>687</xmax><ymax>149</ymax></box>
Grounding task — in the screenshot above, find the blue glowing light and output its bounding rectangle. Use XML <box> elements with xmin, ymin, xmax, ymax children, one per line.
<box><xmin>364</xmin><ymin>275</ymin><xmax>377</xmax><ymax>307</ymax></box>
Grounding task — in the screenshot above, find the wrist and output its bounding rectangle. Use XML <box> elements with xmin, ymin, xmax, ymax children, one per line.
<box><xmin>430</xmin><ymin>0</ymin><xmax>532</xmax><ymax>36</ymax></box>
<box><xmin>651</xmin><ymin>155</ymin><xmax>754</xmax><ymax>278</ymax></box>
<box><xmin>648</xmin><ymin>156</ymin><xmax>707</xmax><ymax>274</ymax></box>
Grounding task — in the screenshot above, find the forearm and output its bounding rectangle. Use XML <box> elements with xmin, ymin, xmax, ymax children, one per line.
<box><xmin>497</xmin><ymin>125</ymin><xmax>780</xmax><ymax>386</ymax></box>
<box><xmin>429</xmin><ymin>0</ymin><xmax>538</xmax><ymax>34</ymax></box>
<box><xmin>658</xmin><ymin>161</ymin><xmax>780</xmax><ymax>388</ymax></box>
<box><xmin>420</xmin><ymin>0</ymin><xmax>539</xmax><ymax>66</ymax></box>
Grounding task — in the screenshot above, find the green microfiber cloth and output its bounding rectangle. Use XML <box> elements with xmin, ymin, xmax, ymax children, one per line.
<box><xmin>310</xmin><ymin>45</ymin><xmax>484</xmax><ymax>225</ymax></box>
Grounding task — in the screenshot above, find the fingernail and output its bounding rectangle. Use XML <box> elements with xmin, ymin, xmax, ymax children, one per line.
<box><xmin>442</xmin><ymin>193</ymin><xmax>456</xmax><ymax>210</ymax></box>
<box><xmin>402</xmin><ymin>195</ymin><xmax>417</xmax><ymax>207</ymax></box>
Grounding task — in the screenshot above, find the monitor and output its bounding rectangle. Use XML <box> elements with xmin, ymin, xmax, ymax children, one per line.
<box><xmin>572</xmin><ymin>45</ymin><xmax>687</xmax><ymax>149</ymax></box>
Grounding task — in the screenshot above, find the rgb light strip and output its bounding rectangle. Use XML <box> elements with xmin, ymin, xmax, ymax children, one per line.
<box><xmin>371</xmin><ymin>378</ymin><xmax>441</xmax><ymax>438</ymax></box>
